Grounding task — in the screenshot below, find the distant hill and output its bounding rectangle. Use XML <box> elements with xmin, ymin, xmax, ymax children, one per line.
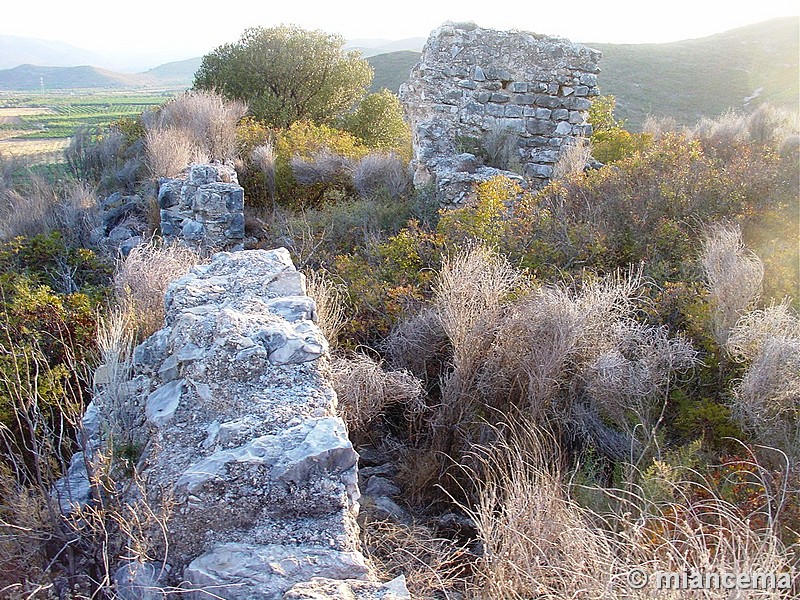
<box><xmin>368</xmin><ymin>51</ymin><xmax>421</xmax><ymax>93</ymax></box>
<box><xmin>590</xmin><ymin>17</ymin><xmax>799</xmax><ymax>130</ymax></box>
<box><xmin>143</xmin><ymin>57</ymin><xmax>203</xmax><ymax>87</ymax></box>
<box><xmin>0</xmin><ymin>34</ymin><xmax>103</xmax><ymax>70</ymax></box>
<box><xmin>349</xmin><ymin>38</ymin><xmax>426</xmax><ymax>58</ymax></box>
<box><xmin>0</xmin><ymin>64</ymin><xmax>153</xmax><ymax>90</ymax></box>
<box><xmin>0</xmin><ymin>19</ymin><xmax>796</xmax><ymax>131</ymax></box>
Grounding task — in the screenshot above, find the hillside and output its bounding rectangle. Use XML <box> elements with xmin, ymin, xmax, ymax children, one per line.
<box><xmin>591</xmin><ymin>17</ymin><xmax>799</xmax><ymax>129</ymax></box>
<box><xmin>0</xmin><ymin>34</ymin><xmax>103</xmax><ymax>70</ymax></box>
<box><xmin>143</xmin><ymin>57</ymin><xmax>203</xmax><ymax>87</ymax></box>
<box><xmin>348</xmin><ymin>37</ymin><xmax>425</xmax><ymax>58</ymax></box>
<box><xmin>367</xmin><ymin>51</ymin><xmax>421</xmax><ymax>92</ymax></box>
<box><xmin>0</xmin><ymin>64</ymin><xmax>152</xmax><ymax>91</ymax></box>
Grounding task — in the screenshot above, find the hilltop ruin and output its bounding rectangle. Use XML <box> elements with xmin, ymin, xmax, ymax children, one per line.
<box><xmin>400</xmin><ymin>22</ymin><xmax>601</xmax><ymax>206</ymax></box>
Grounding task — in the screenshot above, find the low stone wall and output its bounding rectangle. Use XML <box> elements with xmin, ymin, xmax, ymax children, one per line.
<box><xmin>158</xmin><ymin>163</ymin><xmax>245</xmax><ymax>254</ymax></box>
<box><xmin>400</xmin><ymin>22</ymin><xmax>601</xmax><ymax>206</ymax></box>
<box><xmin>72</xmin><ymin>249</ymin><xmax>408</xmax><ymax>599</ymax></box>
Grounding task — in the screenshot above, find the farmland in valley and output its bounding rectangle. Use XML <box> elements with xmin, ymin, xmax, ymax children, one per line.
<box><xmin>0</xmin><ymin>91</ymin><xmax>173</xmax><ymax>161</ymax></box>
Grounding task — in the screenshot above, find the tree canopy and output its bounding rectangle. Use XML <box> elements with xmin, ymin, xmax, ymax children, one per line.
<box><xmin>194</xmin><ymin>25</ymin><xmax>373</xmax><ymax>128</ymax></box>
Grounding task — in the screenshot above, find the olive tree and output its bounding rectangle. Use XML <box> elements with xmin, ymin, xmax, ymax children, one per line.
<box><xmin>194</xmin><ymin>25</ymin><xmax>373</xmax><ymax>128</ymax></box>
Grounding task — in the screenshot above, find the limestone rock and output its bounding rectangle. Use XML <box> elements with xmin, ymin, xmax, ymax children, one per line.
<box><xmin>282</xmin><ymin>575</ymin><xmax>412</xmax><ymax>599</ymax></box>
<box><xmin>119</xmin><ymin>249</ymin><xmax>370</xmax><ymax>593</ymax></box>
<box><xmin>184</xmin><ymin>543</ymin><xmax>371</xmax><ymax>600</ymax></box>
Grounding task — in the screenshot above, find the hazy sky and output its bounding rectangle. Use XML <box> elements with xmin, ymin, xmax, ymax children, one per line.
<box><xmin>4</xmin><ymin>0</ymin><xmax>799</xmax><ymax>68</ymax></box>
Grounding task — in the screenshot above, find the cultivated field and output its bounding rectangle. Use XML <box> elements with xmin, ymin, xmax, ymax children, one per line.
<box><xmin>0</xmin><ymin>91</ymin><xmax>172</xmax><ymax>162</ymax></box>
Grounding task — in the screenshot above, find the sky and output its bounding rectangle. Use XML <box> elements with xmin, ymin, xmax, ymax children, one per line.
<box><xmin>4</xmin><ymin>0</ymin><xmax>799</xmax><ymax>70</ymax></box>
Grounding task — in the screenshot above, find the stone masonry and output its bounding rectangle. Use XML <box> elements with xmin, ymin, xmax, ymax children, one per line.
<box><xmin>400</xmin><ymin>22</ymin><xmax>601</xmax><ymax>206</ymax></box>
<box><xmin>158</xmin><ymin>163</ymin><xmax>245</xmax><ymax>254</ymax></box>
<box><xmin>63</xmin><ymin>249</ymin><xmax>408</xmax><ymax>599</ymax></box>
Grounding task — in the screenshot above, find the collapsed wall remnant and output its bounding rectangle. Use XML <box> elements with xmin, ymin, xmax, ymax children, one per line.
<box><xmin>73</xmin><ymin>249</ymin><xmax>408</xmax><ymax>598</ymax></box>
<box><xmin>158</xmin><ymin>163</ymin><xmax>245</xmax><ymax>253</ymax></box>
<box><xmin>400</xmin><ymin>22</ymin><xmax>601</xmax><ymax>206</ymax></box>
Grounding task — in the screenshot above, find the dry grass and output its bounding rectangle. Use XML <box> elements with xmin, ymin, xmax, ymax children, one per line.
<box><xmin>252</xmin><ymin>140</ymin><xmax>276</xmax><ymax>210</ymax></box>
<box><xmin>415</xmin><ymin>249</ymin><xmax>698</xmax><ymax>479</ymax></box>
<box><xmin>94</xmin><ymin>306</ymin><xmax>136</xmax><ymax>443</ymax></box>
<box><xmin>552</xmin><ymin>141</ymin><xmax>592</xmax><ymax>180</ymax></box>
<box><xmin>482</xmin><ymin>123</ymin><xmax>518</xmax><ymax>171</ymax></box>
<box><xmin>360</xmin><ymin>517</ymin><xmax>468</xmax><ymax>599</ymax></box>
<box><xmin>726</xmin><ymin>302</ymin><xmax>800</xmax><ymax>456</ymax></box>
<box><xmin>146</xmin><ymin>90</ymin><xmax>246</xmax><ymax>163</ymax></box>
<box><xmin>291</xmin><ymin>149</ymin><xmax>353</xmax><ymax>186</ymax></box>
<box><xmin>0</xmin><ymin>176</ymin><xmax>100</xmax><ymax>244</ymax></box>
<box><xmin>352</xmin><ymin>152</ymin><xmax>410</xmax><ymax>200</ymax></box>
<box><xmin>304</xmin><ymin>268</ymin><xmax>346</xmax><ymax>347</ymax></box>
<box><xmin>459</xmin><ymin>425</ymin><xmax>798</xmax><ymax>599</ymax></box>
<box><xmin>382</xmin><ymin>307</ymin><xmax>449</xmax><ymax>387</ymax></box>
<box><xmin>330</xmin><ymin>353</ymin><xmax>425</xmax><ymax>444</ymax></box>
<box><xmin>113</xmin><ymin>239</ymin><xmax>203</xmax><ymax>339</ymax></box>
<box><xmin>144</xmin><ymin>126</ymin><xmax>206</xmax><ymax>179</ymax></box>
<box><xmin>690</xmin><ymin>105</ymin><xmax>799</xmax><ymax>154</ymax></box>
<box><xmin>701</xmin><ymin>223</ymin><xmax>764</xmax><ymax>346</ymax></box>
<box><xmin>143</xmin><ymin>90</ymin><xmax>246</xmax><ymax>178</ymax></box>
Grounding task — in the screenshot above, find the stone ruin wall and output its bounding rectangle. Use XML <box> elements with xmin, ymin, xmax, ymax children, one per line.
<box><xmin>62</xmin><ymin>249</ymin><xmax>409</xmax><ymax>599</ymax></box>
<box><xmin>158</xmin><ymin>163</ymin><xmax>245</xmax><ymax>254</ymax></box>
<box><xmin>400</xmin><ymin>22</ymin><xmax>601</xmax><ymax>206</ymax></box>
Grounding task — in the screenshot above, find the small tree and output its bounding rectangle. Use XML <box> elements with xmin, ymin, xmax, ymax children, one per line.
<box><xmin>589</xmin><ymin>95</ymin><xmax>651</xmax><ymax>163</ymax></box>
<box><xmin>194</xmin><ymin>25</ymin><xmax>373</xmax><ymax>128</ymax></box>
<box><xmin>342</xmin><ymin>89</ymin><xmax>411</xmax><ymax>158</ymax></box>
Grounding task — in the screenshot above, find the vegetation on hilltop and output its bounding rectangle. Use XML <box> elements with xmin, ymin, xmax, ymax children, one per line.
<box><xmin>194</xmin><ymin>25</ymin><xmax>373</xmax><ymax>127</ymax></box>
<box><xmin>592</xmin><ymin>16</ymin><xmax>800</xmax><ymax>129</ymax></box>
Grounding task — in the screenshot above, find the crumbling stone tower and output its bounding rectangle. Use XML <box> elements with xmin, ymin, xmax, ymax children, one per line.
<box><xmin>400</xmin><ymin>22</ymin><xmax>602</xmax><ymax>206</ymax></box>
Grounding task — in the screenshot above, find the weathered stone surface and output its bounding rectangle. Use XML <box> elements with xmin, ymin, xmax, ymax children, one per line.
<box><xmin>145</xmin><ymin>378</ymin><xmax>184</xmax><ymax>427</ymax></box>
<box><xmin>115</xmin><ymin>249</ymin><xmax>371</xmax><ymax>594</ymax></box>
<box><xmin>159</xmin><ymin>162</ymin><xmax>245</xmax><ymax>253</ymax></box>
<box><xmin>52</xmin><ymin>451</ymin><xmax>92</xmax><ymax>514</ymax></box>
<box><xmin>184</xmin><ymin>543</ymin><xmax>371</xmax><ymax>600</ymax></box>
<box><xmin>400</xmin><ymin>22</ymin><xmax>600</xmax><ymax>205</ymax></box>
<box><xmin>283</xmin><ymin>575</ymin><xmax>412</xmax><ymax>599</ymax></box>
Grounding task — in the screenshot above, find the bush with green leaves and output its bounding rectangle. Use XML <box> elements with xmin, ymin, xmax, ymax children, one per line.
<box><xmin>341</xmin><ymin>89</ymin><xmax>412</xmax><ymax>159</ymax></box>
<box><xmin>195</xmin><ymin>25</ymin><xmax>372</xmax><ymax>128</ymax></box>
<box><xmin>589</xmin><ymin>95</ymin><xmax>652</xmax><ymax>164</ymax></box>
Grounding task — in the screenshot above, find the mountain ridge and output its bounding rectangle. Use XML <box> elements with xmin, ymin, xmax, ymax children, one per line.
<box><xmin>0</xmin><ymin>18</ymin><xmax>796</xmax><ymax>130</ymax></box>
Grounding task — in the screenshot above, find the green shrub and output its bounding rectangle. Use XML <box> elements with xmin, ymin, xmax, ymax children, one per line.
<box><xmin>589</xmin><ymin>95</ymin><xmax>652</xmax><ymax>163</ymax></box>
<box><xmin>341</xmin><ymin>89</ymin><xmax>412</xmax><ymax>159</ymax></box>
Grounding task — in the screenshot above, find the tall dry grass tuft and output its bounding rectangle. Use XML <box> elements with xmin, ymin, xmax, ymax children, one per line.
<box><xmin>360</xmin><ymin>517</ymin><xmax>468</xmax><ymax>598</ymax></box>
<box><xmin>482</xmin><ymin>123</ymin><xmax>518</xmax><ymax>171</ymax></box>
<box><xmin>432</xmin><ymin>246</ymin><xmax>521</xmax><ymax>451</ymax></box>
<box><xmin>701</xmin><ymin>222</ymin><xmax>764</xmax><ymax>346</ymax></box>
<box><xmin>0</xmin><ymin>176</ymin><xmax>100</xmax><ymax>244</ymax></box>
<box><xmin>352</xmin><ymin>152</ymin><xmax>410</xmax><ymax>201</ymax></box>
<box><xmin>147</xmin><ymin>90</ymin><xmax>247</xmax><ymax>162</ymax></box>
<box><xmin>144</xmin><ymin>126</ymin><xmax>204</xmax><ymax>179</ymax></box>
<box><xmin>726</xmin><ymin>302</ymin><xmax>800</xmax><ymax>456</ymax></box>
<box><xmin>414</xmin><ymin>249</ymin><xmax>697</xmax><ymax>478</ymax></box>
<box><xmin>330</xmin><ymin>353</ymin><xmax>425</xmax><ymax>444</ymax></box>
<box><xmin>304</xmin><ymin>268</ymin><xmax>346</xmax><ymax>347</ymax></box>
<box><xmin>552</xmin><ymin>141</ymin><xmax>592</xmax><ymax>180</ymax></box>
<box><xmin>113</xmin><ymin>239</ymin><xmax>202</xmax><ymax>339</ymax></box>
<box><xmin>460</xmin><ymin>424</ymin><xmax>798</xmax><ymax>599</ymax></box>
<box><xmin>143</xmin><ymin>90</ymin><xmax>247</xmax><ymax>178</ymax></box>
<box><xmin>251</xmin><ymin>140</ymin><xmax>277</xmax><ymax>211</ymax></box>
<box><xmin>290</xmin><ymin>149</ymin><xmax>354</xmax><ymax>186</ymax></box>
<box><xmin>94</xmin><ymin>306</ymin><xmax>136</xmax><ymax>442</ymax></box>
<box><xmin>690</xmin><ymin>105</ymin><xmax>800</xmax><ymax>154</ymax></box>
